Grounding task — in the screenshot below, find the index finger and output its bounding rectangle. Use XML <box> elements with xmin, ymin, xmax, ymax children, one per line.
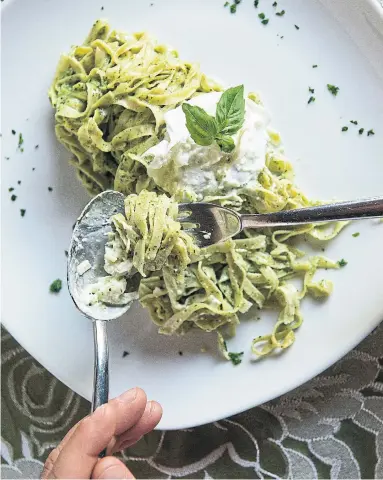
<box><xmin>45</xmin><ymin>387</ymin><xmax>147</xmax><ymax>479</ymax></box>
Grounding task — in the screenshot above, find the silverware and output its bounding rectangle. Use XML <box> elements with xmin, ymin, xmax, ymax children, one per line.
<box><xmin>67</xmin><ymin>190</ymin><xmax>126</xmax><ymax>456</ymax></box>
<box><xmin>179</xmin><ymin>196</ymin><xmax>383</xmax><ymax>247</ymax></box>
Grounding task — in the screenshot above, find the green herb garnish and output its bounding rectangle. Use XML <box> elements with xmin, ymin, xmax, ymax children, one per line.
<box><xmin>8</xmin><ymin>187</ymin><xmax>14</xmax><ymax>192</ymax></box>
<box><xmin>312</xmin><ymin>64</ymin><xmax>318</xmax><ymax>68</ymax></box>
<box><xmin>11</xmin><ymin>129</ymin><xmax>16</xmax><ymax>135</ymax></box>
<box><xmin>308</xmin><ymin>96</ymin><xmax>315</xmax><ymax>104</ymax></box>
<box><xmin>224</xmin><ymin>1</ymin><xmax>229</xmax><ymax>6</ymax></box>
<box><xmin>358</xmin><ymin>128</ymin><xmax>364</xmax><ymax>135</ymax></box>
<box><xmin>18</xmin><ymin>133</ymin><xmax>24</xmax><ymax>150</ymax></box>
<box><xmin>309</xmin><ymin>87</ymin><xmax>314</xmax><ymax>93</ymax></box>
<box><xmin>48</xmin><ymin>187</ymin><xmax>53</xmax><ymax>192</ymax></box>
<box><xmin>327</xmin><ymin>84</ymin><xmax>339</xmax><ymax>96</ymax></box>
<box><xmin>352</xmin><ymin>232</ymin><xmax>360</xmax><ymax>237</ymax></box>
<box><xmin>276</xmin><ymin>10</ymin><xmax>285</xmax><ymax>16</ymax></box>
<box><xmin>350</xmin><ymin>120</ymin><xmax>358</xmax><ymax>125</ymax></box>
<box><xmin>258</xmin><ymin>12</ymin><xmax>265</xmax><ymax>19</ymax></box>
<box><xmin>341</xmin><ymin>126</ymin><xmax>348</xmax><ymax>132</ymax></box>
<box><xmin>294</xmin><ymin>24</ymin><xmax>300</xmax><ymax>29</ymax></box>
<box><xmin>17</xmin><ymin>180</ymin><xmax>21</xmax><ymax>185</ymax></box>
<box><xmin>367</xmin><ymin>129</ymin><xmax>375</xmax><ymax>136</ymax></box>
<box><xmin>261</xmin><ymin>18</ymin><xmax>269</xmax><ymax>24</ymax></box>
<box><xmin>20</xmin><ymin>209</ymin><xmax>26</xmax><ymax>217</ymax></box>
<box><xmin>272</xmin><ymin>1</ymin><xmax>277</xmax><ymax>5</ymax></box>
<box><xmin>253</xmin><ymin>0</ymin><xmax>259</xmax><ymax>6</ymax></box>
<box><xmin>49</xmin><ymin>279</ymin><xmax>62</xmax><ymax>293</ymax></box>
<box><xmin>230</xmin><ymin>3</ymin><xmax>237</xmax><ymax>13</ymax></box>
<box><xmin>228</xmin><ymin>351</ymin><xmax>244</xmax><ymax>366</ymax></box>
<box><xmin>338</xmin><ymin>259</ymin><xmax>348</xmax><ymax>267</ymax></box>
<box><xmin>183</xmin><ymin>85</ymin><xmax>245</xmax><ymax>153</ymax></box>
<box><xmin>11</xmin><ymin>194</ymin><xmax>17</xmax><ymax>201</ymax></box>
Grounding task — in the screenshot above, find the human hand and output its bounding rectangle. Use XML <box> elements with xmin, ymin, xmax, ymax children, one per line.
<box><xmin>42</xmin><ymin>387</ymin><xmax>162</xmax><ymax>479</ymax></box>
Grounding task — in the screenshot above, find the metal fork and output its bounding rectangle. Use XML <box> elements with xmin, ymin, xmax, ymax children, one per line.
<box><xmin>178</xmin><ymin>196</ymin><xmax>383</xmax><ymax>247</ymax></box>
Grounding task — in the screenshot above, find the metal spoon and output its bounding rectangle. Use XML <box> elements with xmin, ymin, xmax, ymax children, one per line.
<box><xmin>179</xmin><ymin>196</ymin><xmax>383</xmax><ymax>247</ymax></box>
<box><xmin>67</xmin><ymin>190</ymin><xmax>127</xmax><ymax>455</ymax></box>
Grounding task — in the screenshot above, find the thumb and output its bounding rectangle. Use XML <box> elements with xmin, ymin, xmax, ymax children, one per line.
<box><xmin>92</xmin><ymin>456</ymin><xmax>134</xmax><ymax>479</ymax></box>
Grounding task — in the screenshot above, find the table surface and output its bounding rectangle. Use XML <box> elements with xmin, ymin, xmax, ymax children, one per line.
<box><xmin>1</xmin><ymin>324</ymin><xmax>382</xmax><ymax>479</ymax></box>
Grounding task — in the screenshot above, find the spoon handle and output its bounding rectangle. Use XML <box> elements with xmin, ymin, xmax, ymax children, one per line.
<box><xmin>241</xmin><ymin>196</ymin><xmax>383</xmax><ymax>229</ymax></box>
<box><xmin>92</xmin><ymin>320</ymin><xmax>109</xmax><ymax>457</ymax></box>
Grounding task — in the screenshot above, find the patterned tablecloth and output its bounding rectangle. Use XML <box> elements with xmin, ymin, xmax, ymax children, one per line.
<box><xmin>1</xmin><ymin>324</ymin><xmax>382</xmax><ymax>479</ymax></box>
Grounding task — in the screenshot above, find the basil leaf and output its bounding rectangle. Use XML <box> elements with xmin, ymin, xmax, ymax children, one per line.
<box><xmin>216</xmin><ymin>135</ymin><xmax>235</xmax><ymax>153</ymax></box>
<box><xmin>216</xmin><ymin>84</ymin><xmax>245</xmax><ymax>136</ymax></box>
<box><xmin>182</xmin><ymin>103</ymin><xmax>217</xmax><ymax>146</ymax></box>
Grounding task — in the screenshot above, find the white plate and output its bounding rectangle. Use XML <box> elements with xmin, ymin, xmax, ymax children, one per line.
<box><xmin>2</xmin><ymin>0</ymin><xmax>383</xmax><ymax>430</ymax></box>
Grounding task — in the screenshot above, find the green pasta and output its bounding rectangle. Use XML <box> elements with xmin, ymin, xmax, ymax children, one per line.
<box><xmin>49</xmin><ymin>20</ymin><xmax>220</xmax><ymax>196</ymax></box>
<box><xmin>51</xmin><ymin>21</ymin><xmax>346</xmax><ymax>360</ymax></box>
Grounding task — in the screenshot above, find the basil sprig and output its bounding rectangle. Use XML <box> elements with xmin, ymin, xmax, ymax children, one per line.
<box><xmin>182</xmin><ymin>85</ymin><xmax>245</xmax><ymax>153</ymax></box>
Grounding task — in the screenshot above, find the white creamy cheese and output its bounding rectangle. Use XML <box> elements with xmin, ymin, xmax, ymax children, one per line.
<box><xmin>77</xmin><ymin>259</ymin><xmax>91</xmax><ymax>276</ymax></box>
<box><xmin>81</xmin><ymin>276</ymin><xmax>138</xmax><ymax>307</ymax></box>
<box><xmin>146</xmin><ymin>91</ymin><xmax>271</xmax><ymax>199</ymax></box>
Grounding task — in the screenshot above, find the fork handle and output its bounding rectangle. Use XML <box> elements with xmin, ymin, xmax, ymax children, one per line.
<box><xmin>240</xmin><ymin>196</ymin><xmax>383</xmax><ymax>229</ymax></box>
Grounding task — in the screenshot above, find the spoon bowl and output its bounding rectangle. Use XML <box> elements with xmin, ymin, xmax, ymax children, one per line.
<box><xmin>67</xmin><ymin>190</ymin><xmax>127</xmax><ymax>321</ymax></box>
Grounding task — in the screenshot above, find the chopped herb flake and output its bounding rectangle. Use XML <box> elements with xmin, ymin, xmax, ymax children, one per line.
<box><xmin>261</xmin><ymin>18</ymin><xmax>269</xmax><ymax>24</ymax></box>
<box><xmin>327</xmin><ymin>84</ymin><xmax>339</xmax><ymax>96</ymax></box>
<box><xmin>11</xmin><ymin>129</ymin><xmax>16</xmax><ymax>135</ymax></box>
<box><xmin>308</xmin><ymin>96</ymin><xmax>315</xmax><ymax>104</ymax></box>
<box><xmin>48</xmin><ymin>187</ymin><xmax>53</xmax><ymax>192</ymax></box>
<box><xmin>309</xmin><ymin>87</ymin><xmax>315</xmax><ymax>93</ymax></box>
<box><xmin>367</xmin><ymin>129</ymin><xmax>375</xmax><ymax>136</ymax></box>
<box><xmin>18</xmin><ymin>133</ymin><xmax>24</xmax><ymax>149</ymax></box>
<box><xmin>253</xmin><ymin>0</ymin><xmax>259</xmax><ymax>6</ymax></box>
<box><xmin>20</xmin><ymin>209</ymin><xmax>26</xmax><ymax>217</ymax></box>
<box><xmin>294</xmin><ymin>24</ymin><xmax>300</xmax><ymax>29</ymax></box>
<box><xmin>224</xmin><ymin>1</ymin><xmax>229</xmax><ymax>5</ymax></box>
<box><xmin>350</xmin><ymin>120</ymin><xmax>358</xmax><ymax>125</ymax></box>
<box><xmin>178</xmin><ymin>351</ymin><xmax>183</xmax><ymax>356</ymax></box>
<box><xmin>64</xmin><ymin>250</ymin><xmax>69</xmax><ymax>257</ymax></box>
<box><xmin>5</xmin><ymin>157</ymin><xmax>10</xmax><ymax>160</ymax></box>
<box><xmin>228</xmin><ymin>351</ymin><xmax>244</xmax><ymax>366</ymax></box>
<box><xmin>8</xmin><ymin>187</ymin><xmax>14</xmax><ymax>192</ymax></box>
<box><xmin>258</xmin><ymin>12</ymin><xmax>265</xmax><ymax>19</ymax></box>
<box><xmin>35</xmin><ymin>144</ymin><xmax>39</xmax><ymax>149</ymax></box>
<box><xmin>32</xmin><ymin>167</ymin><xmax>36</xmax><ymax>171</ymax></box>
<box><xmin>230</xmin><ymin>3</ymin><xmax>237</xmax><ymax>13</ymax></box>
<box><xmin>358</xmin><ymin>128</ymin><xmax>364</xmax><ymax>135</ymax></box>
<box><xmin>11</xmin><ymin>194</ymin><xmax>17</xmax><ymax>201</ymax></box>
<box><xmin>272</xmin><ymin>1</ymin><xmax>277</xmax><ymax>6</ymax></box>
<box><xmin>49</xmin><ymin>279</ymin><xmax>62</xmax><ymax>293</ymax></box>
<box><xmin>101</xmin><ymin>5</ymin><xmax>104</xmax><ymax>9</ymax></box>
<box><xmin>338</xmin><ymin>259</ymin><xmax>348</xmax><ymax>267</ymax></box>
<box><xmin>352</xmin><ymin>232</ymin><xmax>360</xmax><ymax>237</ymax></box>
<box><xmin>122</xmin><ymin>351</ymin><xmax>130</xmax><ymax>358</ymax></box>
<box><xmin>17</xmin><ymin>180</ymin><xmax>21</xmax><ymax>185</ymax></box>
<box><xmin>276</xmin><ymin>10</ymin><xmax>285</xmax><ymax>16</ymax></box>
<box><xmin>342</xmin><ymin>126</ymin><xmax>348</xmax><ymax>132</ymax></box>
<box><xmin>312</xmin><ymin>64</ymin><xmax>318</xmax><ymax>68</ymax></box>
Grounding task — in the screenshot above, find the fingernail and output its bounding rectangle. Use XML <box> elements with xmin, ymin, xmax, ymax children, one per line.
<box><xmin>98</xmin><ymin>464</ymin><xmax>132</xmax><ymax>479</ymax></box>
<box><xmin>147</xmin><ymin>400</ymin><xmax>155</xmax><ymax>415</ymax></box>
<box><xmin>118</xmin><ymin>387</ymin><xmax>138</xmax><ymax>403</ymax></box>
